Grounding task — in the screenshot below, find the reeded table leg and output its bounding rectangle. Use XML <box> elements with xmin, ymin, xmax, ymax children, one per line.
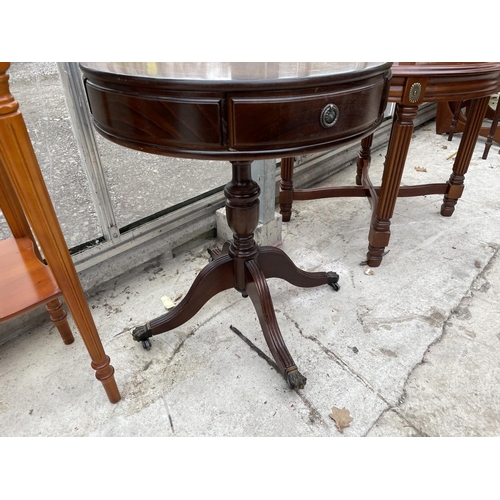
<box><xmin>245</xmin><ymin>259</ymin><xmax>306</xmax><ymax>389</ymax></box>
<box><xmin>441</xmin><ymin>95</ymin><xmax>490</xmax><ymax>216</ymax></box>
<box><xmin>133</xmin><ymin>160</ymin><xmax>339</xmax><ymax>390</ymax></box>
<box><xmin>366</xmin><ymin>103</ymin><xmax>418</xmax><ymax>267</ymax></box>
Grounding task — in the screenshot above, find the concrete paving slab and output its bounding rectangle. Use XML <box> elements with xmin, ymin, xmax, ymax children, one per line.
<box><xmin>369</xmin><ymin>248</ymin><xmax>500</xmax><ymax>437</ymax></box>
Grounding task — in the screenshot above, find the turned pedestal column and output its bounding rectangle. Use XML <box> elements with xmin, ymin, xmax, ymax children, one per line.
<box><xmin>133</xmin><ymin>161</ymin><xmax>339</xmax><ymax>390</ymax></box>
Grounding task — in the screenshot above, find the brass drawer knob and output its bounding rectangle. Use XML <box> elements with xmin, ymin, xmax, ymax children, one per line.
<box><xmin>320</xmin><ymin>103</ymin><xmax>339</xmax><ymax>128</ymax></box>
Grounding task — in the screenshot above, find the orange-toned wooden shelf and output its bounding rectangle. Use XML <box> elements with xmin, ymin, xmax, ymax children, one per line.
<box><xmin>1</xmin><ymin>237</ymin><xmax>61</xmax><ymax>319</ymax></box>
<box><xmin>0</xmin><ymin>237</ymin><xmax>75</xmax><ymax>345</ymax></box>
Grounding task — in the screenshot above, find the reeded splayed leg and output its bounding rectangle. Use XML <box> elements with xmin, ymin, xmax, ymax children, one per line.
<box><xmin>132</xmin><ymin>254</ymin><xmax>235</xmax><ymax>343</ymax></box>
<box><xmin>218</xmin><ymin>160</ymin><xmax>311</xmax><ymax>389</ymax></box>
<box><xmin>441</xmin><ymin>95</ymin><xmax>490</xmax><ymax>216</ymax></box>
<box><xmin>366</xmin><ymin>103</ymin><xmax>418</xmax><ymax>267</ymax></box>
<box><xmin>245</xmin><ymin>260</ymin><xmax>306</xmax><ymax>390</ymax></box>
<box><xmin>257</xmin><ymin>246</ymin><xmax>339</xmax><ymax>290</ymax></box>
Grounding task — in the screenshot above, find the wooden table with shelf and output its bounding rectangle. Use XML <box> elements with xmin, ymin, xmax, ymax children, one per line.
<box><xmin>0</xmin><ymin>62</ymin><xmax>120</xmax><ymax>404</ymax></box>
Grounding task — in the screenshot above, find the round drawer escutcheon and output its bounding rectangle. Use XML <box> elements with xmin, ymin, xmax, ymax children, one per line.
<box><xmin>320</xmin><ymin>103</ymin><xmax>339</xmax><ymax>128</ymax></box>
<box><xmin>408</xmin><ymin>82</ymin><xmax>422</xmax><ymax>103</ymax></box>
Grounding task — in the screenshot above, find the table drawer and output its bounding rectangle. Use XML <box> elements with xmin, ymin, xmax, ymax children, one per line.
<box><xmin>227</xmin><ymin>78</ymin><xmax>388</xmax><ymax>151</ymax></box>
<box><xmin>84</xmin><ymin>81</ymin><xmax>223</xmax><ymax>151</ymax></box>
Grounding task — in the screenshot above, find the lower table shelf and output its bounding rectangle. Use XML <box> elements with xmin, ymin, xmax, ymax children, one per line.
<box><xmin>0</xmin><ymin>237</ymin><xmax>74</xmax><ymax>345</ymax></box>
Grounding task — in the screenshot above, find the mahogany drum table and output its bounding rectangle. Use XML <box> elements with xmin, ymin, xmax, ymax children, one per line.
<box><xmin>80</xmin><ymin>62</ymin><xmax>391</xmax><ymax>390</ymax></box>
<box><xmin>279</xmin><ymin>62</ymin><xmax>500</xmax><ymax>267</ymax></box>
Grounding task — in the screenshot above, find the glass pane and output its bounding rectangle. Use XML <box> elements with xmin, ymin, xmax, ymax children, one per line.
<box><xmin>93</xmin><ymin>120</ymin><xmax>230</xmax><ymax>230</ymax></box>
<box><xmin>2</xmin><ymin>62</ymin><xmax>102</xmax><ymax>248</ymax></box>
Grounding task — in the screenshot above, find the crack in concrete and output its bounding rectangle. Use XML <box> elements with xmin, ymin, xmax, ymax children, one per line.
<box><xmin>371</xmin><ymin>405</ymin><xmax>424</xmax><ymax>436</ymax></box>
<box><xmin>369</xmin><ymin>244</ymin><xmax>500</xmax><ymax>436</ymax></box>
<box><xmin>283</xmin><ymin>310</ymin><xmax>391</xmax><ymax>404</ymax></box>
<box><xmin>281</xmin><ymin>245</ymin><xmax>500</xmax><ymax>436</ymax></box>
<box><xmin>365</xmin><ymin>407</ymin><xmax>428</xmax><ymax>437</ymax></box>
<box><xmin>296</xmin><ymin>391</ymin><xmax>331</xmax><ymax>430</ymax></box>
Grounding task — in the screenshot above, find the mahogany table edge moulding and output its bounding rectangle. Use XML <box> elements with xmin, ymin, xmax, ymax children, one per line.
<box><xmin>80</xmin><ymin>61</ymin><xmax>392</xmax><ymax>391</ymax></box>
<box><xmin>0</xmin><ymin>62</ymin><xmax>121</xmax><ymax>404</ymax></box>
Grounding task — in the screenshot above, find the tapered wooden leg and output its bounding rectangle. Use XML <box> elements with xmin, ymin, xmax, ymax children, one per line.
<box><xmin>45</xmin><ymin>298</ymin><xmax>74</xmax><ymax>345</ymax></box>
<box><xmin>245</xmin><ymin>259</ymin><xmax>306</xmax><ymax>390</ymax></box>
<box><xmin>279</xmin><ymin>157</ymin><xmax>295</xmax><ymax>222</ymax></box>
<box><xmin>441</xmin><ymin>96</ymin><xmax>490</xmax><ymax>216</ymax></box>
<box><xmin>366</xmin><ymin>103</ymin><xmax>418</xmax><ymax>267</ymax></box>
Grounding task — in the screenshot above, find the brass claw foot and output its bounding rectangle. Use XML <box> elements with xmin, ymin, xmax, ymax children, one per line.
<box><xmin>285</xmin><ymin>367</ymin><xmax>307</xmax><ymax>390</ymax></box>
<box><xmin>327</xmin><ymin>271</ymin><xmax>340</xmax><ymax>291</ymax></box>
<box><xmin>132</xmin><ymin>324</ymin><xmax>153</xmax><ymax>350</ymax></box>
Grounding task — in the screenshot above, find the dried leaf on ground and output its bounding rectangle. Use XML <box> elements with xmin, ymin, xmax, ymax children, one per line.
<box><xmin>329</xmin><ymin>406</ymin><xmax>353</xmax><ymax>433</ymax></box>
<box><xmin>414</xmin><ymin>166</ymin><xmax>427</xmax><ymax>172</ymax></box>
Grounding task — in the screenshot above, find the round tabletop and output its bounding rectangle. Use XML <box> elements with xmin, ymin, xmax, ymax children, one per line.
<box><xmin>388</xmin><ymin>62</ymin><xmax>500</xmax><ymax>104</ymax></box>
<box><xmin>81</xmin><ymin>62</ymin><xmax>386</xmax><ymax>88</ymax></box>
<box><xmin>80</xmin><ymin>62</ymin><xmax>392</xmax><ymax>160</ymax></box>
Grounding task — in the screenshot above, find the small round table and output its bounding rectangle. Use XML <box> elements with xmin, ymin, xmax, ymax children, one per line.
<box><xmin>367</xmin><ymin>62</ymin><xmax>500</xmax><ymax>266</ymax></box>
<box><xmin>279</xmin><ymin>62</ymin><xmax>500</xmax><ymax>267</ymax></box>
<box><xmin>80</xmin><ymin>62</ymin><xmax>391</xmax><ymax>389</ymax></box>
